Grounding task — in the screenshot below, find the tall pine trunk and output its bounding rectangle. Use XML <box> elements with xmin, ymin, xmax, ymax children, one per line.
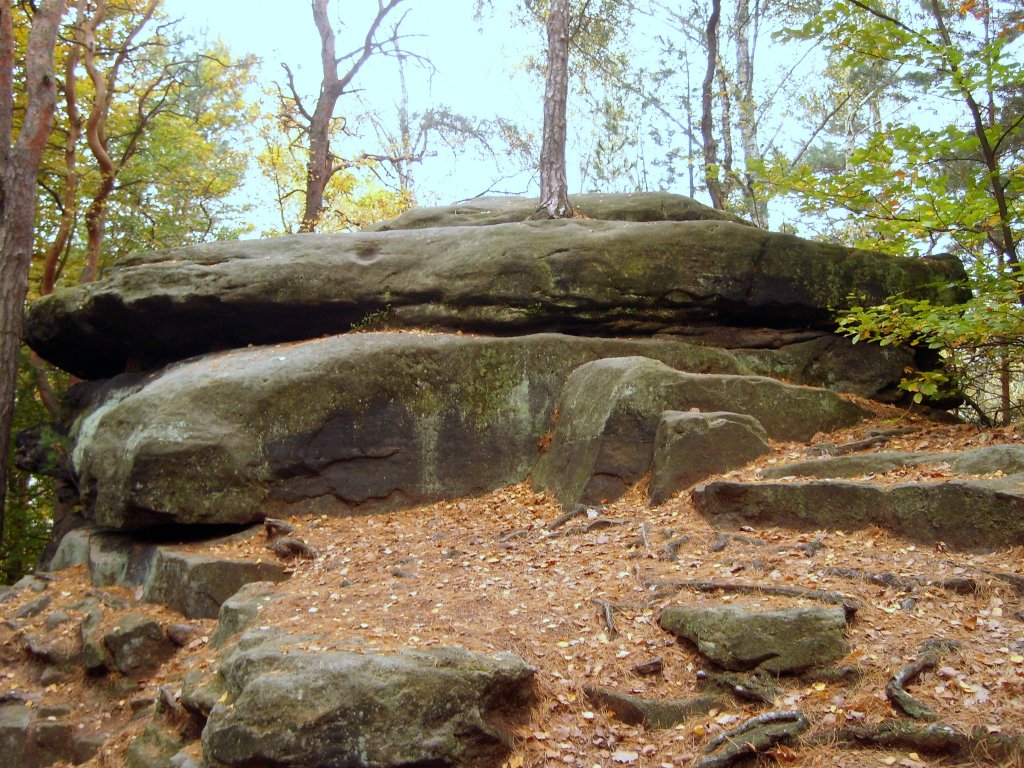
<box><xmin>537</xmin><ymin>0</ymin><xmax>573</xmax><ymax>219</ymax></box>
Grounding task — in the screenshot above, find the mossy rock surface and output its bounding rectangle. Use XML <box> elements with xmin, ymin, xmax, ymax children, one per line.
<box><xmin>196</xmin><ymin>630</ymin><xmax>535</xmax><ymax>768</ymax></box>
<box><xmin>659</xmin><ymin>604</ymin><xmax>849</xmax><ymax>673</ymax></box>
<box><xmin>692</xmin><ymin>474</ymin><xmax>1024</xmax><ymax>551</ymax></box>
<box><xmin>26</xmin><ymin>213</ymin><xmax>965</xmax><ymax>379</ymax></box>
<box><xmin>533</xmin><ymin>356</ymin><xmax>867</xmax><ymax>509</ymax></box>
<box><xmin>70</xmin><ymin>332</ymin><xmax>879</xmax><ymax>530</ymax></box>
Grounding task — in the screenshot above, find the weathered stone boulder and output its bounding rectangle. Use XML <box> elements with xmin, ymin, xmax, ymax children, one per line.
<box><xmin>26</xmin><ymin>215</ymin><xmax>966</xmax><ymax>379</ymax></box>
<box><xmin>193</xmin><ymin>631</ymin><xmax>535</xmax><ymax>768</ymax></box>
<box><xmin>124</xmin><ymin>723</ymin><xmax>187</xmax><ymax>768</ymax></box>
<box><xmin>369</xmin><ymin>191</ymin><xmax>750</xmax><ymax>230</ymax></box>
<box><xmin>692</xmin><ymin>475</ymin><xmax>1024</xmax><ymax>551</ymax></box>
<box><xmin>0</xmin><ymin>702</ymin><xmax>101</xmax><ymax>768</ymax></box>
<box><xmin>658</xmin><ymin>604</ymin><xmax>849</xmax><ymax>673</ymax></box>
<box><xmin>649</xmin><ymin>411</ymin><xmax>772</xmax><ymax>505</ymax></box>
<box><xmin>70</xmin><ymin>332</ymin><xmax>878</xmax><ymax>530</ymax></box>
<box><xmin>141</xmin><ymin>549</ymin><xmax>288</xmax><ymax>620</ymax></box>
<box><xmin>534</xmin><ymin>356</ymin><xmax>866</xmax><ymax>509</ymax></box>
<box><xmin>45</xmin><ymin>527</ymin><xmax>288</xmax><ymax>618</ymax></box>
<box><xmin>103</xmin><ymin>614</ymin><xmax>175</xmax><ymax>676</ymax></box>
<box><xmin>210</xmin><ymin>581</ymin><xmax>283</xmax><ymax>648</ymax></box>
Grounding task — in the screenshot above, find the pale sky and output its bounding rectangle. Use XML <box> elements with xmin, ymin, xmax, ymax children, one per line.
<box><xmin>161</xmin><ymin>0</ymin><xmax>546</xmax><ymax>218</ymax></box>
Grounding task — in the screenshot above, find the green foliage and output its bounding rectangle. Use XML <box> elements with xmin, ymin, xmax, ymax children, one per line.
<box><xmin>2</xmin><ymin>353</ymin><xmax>58</xmax><ymax>585</ymax></box>
<box><xmin>767</xmin><ymin>0</ymin><xmax>1024</xmax><ymax>422</ymax></box>
<box><xmin>838</xmin><ymin>265</ymin><xmax>1024</xmax><ymax>418</ymax></box>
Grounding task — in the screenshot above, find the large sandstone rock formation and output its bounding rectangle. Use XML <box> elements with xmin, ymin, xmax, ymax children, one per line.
<box><xmin>70</xmin><ymin>333</ymin><xmax>882</xmax><ymax>530</ymax></box>
<box><xmin>19</xmin><ymin>193</ymin><xmax>969</xmax><ymax>531</ymax></box>
<box><xmin>26</xmin><ymin>213</ymin><xmax>964</xmax><ymax>379</ymax></box>
<box><xmin>532</xmin><ymin>356</ymin><xmax>865</xmax><ymax>508</ymax></box>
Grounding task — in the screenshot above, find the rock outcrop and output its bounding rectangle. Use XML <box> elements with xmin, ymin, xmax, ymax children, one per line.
<box><xmin>9</xmin><ymin>193</ymin><xmax>1003</xmax><ymax>768</ymax></box>
<box><xmin>26</xmin><ymin>212</ymin><xmax>964</xmax><ymax>380</ymax></box>
<box><xmin>69</xmin><ymin>333</ymin><xmax>878</xmax><ymax>530</ymax></box>
<box><xmin>533</xmin><ymin>356</ymin><xmax>865</xmax><ymax>508</ymax></box>
<box><xmin>693</xmin><ymin>473</ymin><xmax>1024</xmax><ymax>552</ymax></box>
<box><xmin>649</xmin><ymin>411</ymin><xmax>772</xmax><ymax>505</ymax></box>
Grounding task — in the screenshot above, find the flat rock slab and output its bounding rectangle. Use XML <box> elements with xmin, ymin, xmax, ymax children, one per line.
<box><xmin>759</xmin><ymin>444</ymin><xmax>1024</xmax><ymax>480</ymax></box>
<box><xmin>70</xmin><ymin>332</ymin><xmax>873</xmax><ymax>531</ymax></box>
<box><xmin>534</xmin><ymin>356</ymin><xmax>866</xmax><ymax>509</ymax></box>
<box><xmin>650</xmin><ymin>411</ymin><xmax>771</xmax><ymax>505</ymax></box>
<box><xmin>659</xmin><ymin>605</ymin><xmax>849</xmax><ymax>673</ymax></box>
<box><xmin>67</xmin><ymin>528</ymin><xmax>288</xmax><ymax>618</ymax></box>
<box><xmin>194</xmin><ymin>631</ymin><xmax>535</xmax><ymax>768</ymax></box>
<box><xmin>26</xmin><ymin>215</ymin><xmax>965</xmax><ymax>379</ymax></box>
<box><xmin>142</xmin><ymin>549</ymin><xmax>289</xmax><ymax>619</ymax></box>
<box><xmin>369</xmin><ymin>191</ymin><xmax>750</xmax><ymax>230</ymax></box>
<box><xmin>693</xmin><ymin>475</ymin><xmax>1024</xmax><ymax>551</ymax></box>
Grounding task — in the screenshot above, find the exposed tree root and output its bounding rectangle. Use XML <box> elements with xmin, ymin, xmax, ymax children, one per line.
<box><xmin>697</xmin><ymin>710</ymin><xmax>808</xmax><ymax>768</ymax></box>
<box><xmin>698</xmin><ymin>669</ymin><xmax>780</xmax><ymax>705</ymax></box>
<box><xmin>825</xmin><ymin>566</ymin><xmax>980</xmax><ymax>595</ymax></box>
<box><xmin>885</xmin><ymin>639</ymin><xmax>963</xmax><ymax>721</ymax></box>
<box><xmin>804</xmin><ymin>435</ymin><xmax>890</xmax><ymax>456</ymax></box>
<box><xmin>827</xmin><ymin>720</ymin><xmax>1024</xmax><ymax>764</ymax></box>
<box><xmin>659</xmin><ymin>536</ymin><xmax>689</xmax><ymax>562</ymax></box>
<box><xmin>584</xmin><ymin>685</ymin><xmax>725</xmax><ymax>729</ymax></box>
<box><xmin>545</xmin><ymin>504</ymin><xmax>590</xmax><ymax>531</ymax></box>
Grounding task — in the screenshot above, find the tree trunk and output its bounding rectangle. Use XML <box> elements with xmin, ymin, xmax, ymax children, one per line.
<box><xmin>299</xmin><ymin>0</ymin><xmax>404</xmax><ymax>233</ymax></box>
<box><xmin>701</xmin><ymin>0</ymin><xmax>724</xmax><ymax>209</ymax></box>
<box><xmin>734</xmin><ymin>0</ymin><xmax>768</xmax><ymax>228</ymax></box>
<box><xmin>537</xmin><ymin>0</ymin><xmax>573</xmax><ymax>219</ymax></box>
<box><xmin>0</xmin><ymin>0</ymin><xmax>67</xmax><ymax>548</ymax></box>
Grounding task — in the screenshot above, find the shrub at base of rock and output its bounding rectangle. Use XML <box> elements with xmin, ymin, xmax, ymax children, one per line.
<box><xmin>659</xmin><ymin>605</ymin><xmax>849</xmax><ymax>674</ymax></box>
<box><xmin>534</xmin><ymin>356</ymin><xmax>865</xmax><ymax>509</ymax></box>
<box><xmin>195</xmin><ymin>633</ymin><xmax>536</xmax><ymax>768</ymax></box>
<box><xmin>649</xmin><ymin>411</ymin><xmax>772</xmax><ymax>505</ymax></box>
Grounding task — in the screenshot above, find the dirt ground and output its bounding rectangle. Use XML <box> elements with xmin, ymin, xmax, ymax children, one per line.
<box><xmin>2</xmin><ymin>404</ymin><xmax>1024</xmax><ymax>768</ymax></box>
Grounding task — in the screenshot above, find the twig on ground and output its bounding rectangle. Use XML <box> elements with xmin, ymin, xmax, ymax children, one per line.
<box><xmin>545</xmin><ymin>504</ymin><xmax>590</xmax><ymax>531</ymax></box>
<box><xmin>592</xmin><ymin>598</ymin><xmax>618</xmax><ymax>639</ymax></box>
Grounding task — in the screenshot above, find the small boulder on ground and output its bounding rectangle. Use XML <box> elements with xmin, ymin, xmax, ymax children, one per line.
<box><xmin>659</xmin><ymin>604</ymin><xmax>849</xmax><ymax>674</ymax></box>
<box><xmin>103</xmin><ymin>614</ymin><xmax>175</xmax><ymax>677</ymax></box>
<box><xmin>649</xmin><ymin>411</ymin><xmax>772</xmax><ymax>505</ymax></box>
<box><xmin>210</xmin><ymin>581</ymin><xmax>283</xmax><ymax>649</ymax></box>
<box><xmin>196</xmin><ymin>631</ymin><xmax>536</xmax><ymax>768</ymax></box>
